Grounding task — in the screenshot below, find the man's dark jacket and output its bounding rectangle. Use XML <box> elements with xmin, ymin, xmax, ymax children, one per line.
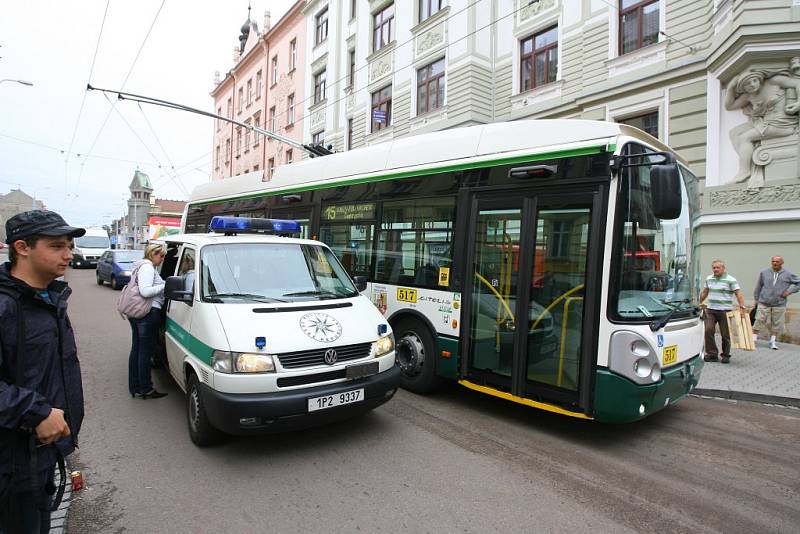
<box><xmin>0</xmin><ymin>263</ymin><xmax>84</xmax><ymax>484</ymax></box>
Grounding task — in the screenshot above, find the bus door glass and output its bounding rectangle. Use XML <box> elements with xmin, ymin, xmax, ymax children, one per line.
<box><xmin>464</xmin><ymin>191</ymin><xmax>597</xmax><ymax>406</ymax></box>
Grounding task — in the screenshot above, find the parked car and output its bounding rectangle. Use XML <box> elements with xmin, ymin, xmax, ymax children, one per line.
<box><xmin>96</xmin><ymin>249</ymin><xmax>143</xmax><ymax>289</ymax></box>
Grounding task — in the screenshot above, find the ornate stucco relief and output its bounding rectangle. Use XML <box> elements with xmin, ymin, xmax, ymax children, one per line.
<box><xmin>518</xmin><ymin>0</ymin><xmax>557</xmax><ymax>23</ymax></box>
<box><xmin>415</xmin><ymin>23</ymin><xmax>445</xmax><ymax>59</ymax></box>
<box><xmin>709</xmin><ymin>184</ymin><xmax>800</xmax><ymax>208</ymax></box>
<box><xmin>311</xmin><ymin>107</ymin><xmax>326</xmax><ymax>128</ymax></box>
<box><xmin>723</xmin><ymin>57</ymin><xmax>800</xmax><ymax>187</ymax></box>
<box><xmin>369</xmin><ymin>52</ymin><xmax>393</xmax><ymax>84</ymax></box>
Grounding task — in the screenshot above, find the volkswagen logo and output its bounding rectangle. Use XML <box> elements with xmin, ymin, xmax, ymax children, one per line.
<box><xmin>324</xmin><ymin>349</ymin><xmax>338</xmax><ymax>365</ymax></box>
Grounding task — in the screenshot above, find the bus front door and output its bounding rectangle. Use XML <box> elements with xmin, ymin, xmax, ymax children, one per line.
<box><xmin>462</xmin><ymin>190</ymin><xmax>601</xmax><ymax>415</ymax></box>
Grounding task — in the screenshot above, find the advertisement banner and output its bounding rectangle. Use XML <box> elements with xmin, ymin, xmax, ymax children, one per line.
<box><xmin>147</xmin><ymin>216</ymin><xmax>181</xmax><ymax>240</ymax></box>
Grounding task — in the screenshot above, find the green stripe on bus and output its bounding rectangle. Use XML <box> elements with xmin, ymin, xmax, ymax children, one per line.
<box><xmin>165</xmin><ymin>317</ymin><xmax>215</xmax><ymax>365</ymax></box>
<box><xmin>193</xmin><ymin>144</ymin><xmax>612</xmax><ymax>206</ymax></box>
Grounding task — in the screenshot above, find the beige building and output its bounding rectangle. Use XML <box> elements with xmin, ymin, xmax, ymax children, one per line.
<box><xmin>304</xmin><ymin>0</ymin><xmax>800</xmax><ymax>341</ymax></box>
<box><xmin>0</xmin><ymin>189</ymin><xmax>46</xmax><ymax>243</ymax></box>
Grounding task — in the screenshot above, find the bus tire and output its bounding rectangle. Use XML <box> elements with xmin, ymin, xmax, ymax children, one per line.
<box><xmin>393</xmin><ymin>317</ymin><xmax>442</xmax><ymax>394</ymax></box>
<box><xmin>187</xmin><ymin>373</ymin><xmax>221</xmax><ymax>447</ymax></box>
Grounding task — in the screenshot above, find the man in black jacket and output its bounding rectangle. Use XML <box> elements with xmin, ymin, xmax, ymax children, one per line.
<box><xmin>0</xmin><ymin>210</ymin><xmax>85</xmax><ymax>533</ymax></box>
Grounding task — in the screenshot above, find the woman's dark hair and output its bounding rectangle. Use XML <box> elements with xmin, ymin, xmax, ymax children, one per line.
<box><xmin>8</xmin><ymin>236</ymin><xmax>41</xmax><ymax>267</ymax></box>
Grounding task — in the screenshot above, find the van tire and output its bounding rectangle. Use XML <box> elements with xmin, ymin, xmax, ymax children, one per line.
<box><xmin>187</xmin><ymin>373</ymin><xmax>221</xmax><ymax>447</ymax></box>
<box><xmin>393</xmin><ymin>317</ymin><xmax>442</xmax><ymax>394</ymax></box>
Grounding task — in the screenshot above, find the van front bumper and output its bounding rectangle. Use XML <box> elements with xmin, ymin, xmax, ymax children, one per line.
<box><xmin>199</xmin><ymin>364</ymin><xmax>401</xmax><ymax>435</ymax></box>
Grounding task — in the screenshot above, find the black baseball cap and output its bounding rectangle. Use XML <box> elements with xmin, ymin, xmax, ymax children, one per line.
<box><xmin>5</xmin><ymin>210</ymin><xmax>86</xmax><ymax>244</ymax></box>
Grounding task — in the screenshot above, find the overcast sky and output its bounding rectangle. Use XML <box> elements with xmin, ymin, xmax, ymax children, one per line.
<box><xmin>0</xmin><ymin>0</ymin><xmax>294</xmax><ymax>228</ymax></box>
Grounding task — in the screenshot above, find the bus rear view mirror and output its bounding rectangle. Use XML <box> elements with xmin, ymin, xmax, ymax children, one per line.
<box><xmin>650</xmin><ymin>157</ymin><xmax>681</xmax><ymax>220</ymax></box>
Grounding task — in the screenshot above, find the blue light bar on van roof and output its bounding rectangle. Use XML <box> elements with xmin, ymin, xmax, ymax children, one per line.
<box><xmin>209</xmin><ymin>216</ymin><xmax>301</xmax><ymax>235</ymax></box>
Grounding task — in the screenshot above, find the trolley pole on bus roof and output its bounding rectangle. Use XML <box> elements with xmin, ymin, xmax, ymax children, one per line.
<box><xmin>86</xmin><ymin>85</ymin><xmax>333</xmax><ymax>158</ymax></box>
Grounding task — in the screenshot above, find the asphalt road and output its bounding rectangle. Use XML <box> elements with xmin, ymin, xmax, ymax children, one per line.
<box><xmin>61</xmin><ymin>267</ymin><xmax>800</xmax><ymax>534</ymax></box>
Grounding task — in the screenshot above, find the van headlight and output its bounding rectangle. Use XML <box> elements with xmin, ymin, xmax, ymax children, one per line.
<box><xmin>212</xmin><ymin>350</ymin><xmax>275</xmax><ymax>373</ymax></box>
<box><xmin>373</xmin><ymin>334</ymin><xmax>395</xmax><ymax>357</ymax></box>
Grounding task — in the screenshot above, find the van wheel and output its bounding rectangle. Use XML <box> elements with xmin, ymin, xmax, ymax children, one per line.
<box><xmin>96</xmin><ymin>273</ymin><xmax>103</xmax><ymax>285</ymax></box>
<box><xmin>111</xmin><ymin>276</ymin><xmax>119</xmax><ymax>290</ymax></box>
<box><xmin>393</xmin><ymin>317</ymin><xmax>442</xmax><ymax>394</ymax></box>
<box><xmin>187</xmin><ymin>373</ymin><xmax>221</xmax><ymax>447</ymax></box>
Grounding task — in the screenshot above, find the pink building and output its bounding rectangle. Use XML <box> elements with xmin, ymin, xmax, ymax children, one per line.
<box><xmin>211</xmin><ymin>2</ymin><xmax>305</xmax><ymax>181</ymax></box>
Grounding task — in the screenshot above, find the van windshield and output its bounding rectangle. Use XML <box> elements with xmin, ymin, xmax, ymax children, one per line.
<box><xmin>200</xmin><ymin>243</ymin><xmax>359</xmax><ymax>303</ymax></box>
<box><xmin>75</xmin><ymin>236</ymin><xmax>110</xmax><ymax>248</ymax></box>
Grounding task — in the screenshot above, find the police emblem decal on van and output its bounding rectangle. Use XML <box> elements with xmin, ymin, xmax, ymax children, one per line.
<box><xmin>299</xmin><ymin>312</ymin><xmax>343</xmax><ymax>343</ymax></box>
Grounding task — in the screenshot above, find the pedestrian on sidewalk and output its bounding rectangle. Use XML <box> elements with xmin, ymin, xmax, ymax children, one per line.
<box><xmin>0</xmin><ymin>210</ymin><xmax>86</xmax><ymax>533</ymax></box>
<box><xmin>752</xmin><ymin>255</ymin><xmax>800</xmax><ymax>350</ymax></box>
<box><xmin>699</xmin><ymin>259</ymin><xmax>746</xmax><ymax>364</ymax></box>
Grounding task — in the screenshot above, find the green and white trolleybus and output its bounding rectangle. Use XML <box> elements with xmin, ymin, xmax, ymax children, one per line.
<box><xmin>182</xmin><ymin>120</ymin><xmax>704</xmax><ymax>423</ymax></box>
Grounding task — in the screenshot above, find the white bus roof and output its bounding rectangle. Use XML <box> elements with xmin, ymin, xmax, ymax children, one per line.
<box><xmin>190</xmin><ymin>120</ymin><xmax>680</xmax><ymax>204</ymax></box>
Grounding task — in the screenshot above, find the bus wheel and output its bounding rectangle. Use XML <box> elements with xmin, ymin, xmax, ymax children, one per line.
<box><xmin>187</xmin><ymin>373</ymin><xmax>221</xmax><ymax>447</ymax></box>
<box><xmin>393</xmin><ymin>318</ymin><xmax>442</xmax><ymax>394</ymax></box>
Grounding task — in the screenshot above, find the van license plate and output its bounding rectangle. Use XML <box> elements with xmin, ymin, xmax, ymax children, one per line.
<box><xmin>346</xmin><ymin>361</ymin><xmax>379</xmax><ymax>379</ymax></box>
<box><xmin>308</xmin><ymin>388</ymin><xmax>364</xmax><ymax>412</ymax></box>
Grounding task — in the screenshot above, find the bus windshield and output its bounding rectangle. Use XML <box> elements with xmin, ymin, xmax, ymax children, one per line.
<box><xmin>611</xmin><ymin>148</ymin><xmax>698</xmax><ymax>321</ymax></box>
<box><xmin>200</xmin><ymin>243</ymin><xmax>359</xmax><ymax>303</ymax></box>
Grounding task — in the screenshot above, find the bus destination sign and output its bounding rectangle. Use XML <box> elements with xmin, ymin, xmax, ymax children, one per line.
<box><xmin>323</xmin><ymin>203</ymin><xmax>376</xmax><ymax>221</ymax></box>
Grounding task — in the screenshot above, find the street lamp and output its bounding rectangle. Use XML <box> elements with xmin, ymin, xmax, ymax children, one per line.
<box><xmin>0</xmin><ymin>79</ymin><xmax>33</xmax><ymax>87</ymax></box>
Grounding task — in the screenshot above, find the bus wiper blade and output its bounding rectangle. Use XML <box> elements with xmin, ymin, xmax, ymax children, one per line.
<box><xmin>649</xmin><ymin>299</ymin><xmax>695</xmax><ymax>331</ymax></box>
<box><xmin>209</xmin><ymin>292</ymin><xmax>286</xmax><ymax>303</ymax></box>
<box><xmin>282</xmin><ymin>290</ymin><xmax>342</xmax><ymax>298</ymax></box>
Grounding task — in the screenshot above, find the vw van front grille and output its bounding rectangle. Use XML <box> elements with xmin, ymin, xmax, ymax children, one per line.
<box><xmin>277</xmin><ymin>342</ymin><xmax>371</xmax><ymax>369</ymax></box>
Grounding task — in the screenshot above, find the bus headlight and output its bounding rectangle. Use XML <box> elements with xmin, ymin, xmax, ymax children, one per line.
<box><xmin>609</xmin><ymin>331</ymin><xmax>662</xmax><ymax>385</ymax></box>
<box><xmin>212</xmin><ymin>351</ymin><xmax>276</xmax><ymax>373</ymax></box>
<box><xmin>373</xmin><ymin>334</ymin><xmax>395</xmax><ymax>357</ymax></box>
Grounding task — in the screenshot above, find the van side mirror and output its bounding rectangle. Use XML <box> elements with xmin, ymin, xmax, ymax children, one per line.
<box><xmin>650</xmin><ymin>155</ymin><xmax>682</xmax><ymax>220</ymax></box>
<box><xmin>353</xmin><ymin>276</ymin><xmax>368</xmax><ymax>292</ymax></box>
<box><xmin>165</xmin><ymin>276</ymin><xmax>193</xmax><ymax>305</ymax></box>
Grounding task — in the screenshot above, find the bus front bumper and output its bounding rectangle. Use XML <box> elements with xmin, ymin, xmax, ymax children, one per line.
<box><xmin>593</xmin><ymin>354</ymin><xmax>704</xmax><ymax>423</ymax></box>
<box><xmin>199</xmin><ymin>365</ymin><xmax>401</xmax><ymax>435</ymax></box>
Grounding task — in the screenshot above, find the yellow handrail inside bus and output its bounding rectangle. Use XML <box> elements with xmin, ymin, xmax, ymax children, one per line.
<box><xmin>558</xmin><ymin>296</ymin><xmax>584</xmax><ymax>388</ymax></box>
<box><xmin>474</xmin><ymin>272</ymin><xmax>515</xmax><ymax>323</ymax></box>
<box><xmin>530</xmin><ymin>284</ymin><xmax>585</xmax><ymax>332</ymax></box>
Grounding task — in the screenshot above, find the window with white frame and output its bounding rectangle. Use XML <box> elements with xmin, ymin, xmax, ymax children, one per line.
<box><xmin>289</xmin><ymin>39</ymin><xmax>297</xmax><ymax>71</ymax></box>
<box><xmin>271</xmin><ymin>56</ymin><xmax>278</xmax><ymax>86</ymax></box>
<box><xmin>246</xmin><ymin>79</ymin><xmax>253</xmax><ymax>106</ymax></box>
<box><xmin>347</xmin><ymin>118</ymin><xmax>353</xmax><ymax>150</ymax></box>
<box><xmin>217</xmin><ymin>107</ymin><xmax>222</xmax><ymax>130</ymax></box>
<box><xmin>270</xmin><ymin>106</ymin><xmax>277</xmax><ymax>132</ymax></box>
<box><xmin>268</xmin><ymin>158</ymin><xmax>275</xmax><ymax>178</ymax></box>
<box><xmin>316</xmin><ymin>8</ymin><xmax>329</xmax><ymax>45</ymax></box>
<box><xmin>419</xmin><ymin>0</ymin><xmax>442</xmax><ymax>23</ymax></box>
<box><xmin>227</xmin><ymin>98</ymin><xmax>232</xmax><ymax>118</ymax></box>
<box><xmin>244</xmin><ymin>120</ymin><xmax>251</xmax><ymax>151</ymax></box>
<box><xmin>286</xmin><ymin>149</ymin><xmax>293</xmax><ymax>164</ymax></box>
<box><xmin>215</xmin><ymin>145</ymin><xmax>220</xmax><ymax>169</ymax></box>
<box><xmin>254</xmin><ymin>113</ymin><xmax>261</xmax><ymax>146</ymax></box>
<box><xmin>619</xmin><ymin>0</ymin><xmax>659</xmax><ymax>55</ymax></box>
<box><xmin>312</xmin><ymin>130</ymin><xmax>325</xmax><ymax>146</ymax></box>
<box><xmin>238</xmin><ymin>88</ymin><xmax>243</xmax><ymax>113</ymax></box>
<box><xmin>417</xmin><ymin>57</ymin><xmax>445</xmax><ymax>115</ymax></box>
<box><xmin>351</xmin><ymin>0</ymin><xmax>357</xmax><ymax>20</ymax></box>
<box><xmin>314</xmin><ymin>70</ymin><xmax>327</xmax><ymax>104</ymax></box>
<box><xmin>256</xmin><ymin>70</ymin><xmax>263</xmax><ymax>99</ymax></box>
<box><xmin>236</xmin><ymin>128</ymin><xmax>242</xmax><ymax>157</ymax></box>
<box><xmin>373</xmin><ymin>4</ymin><xmax>395</xmax><ymax>52</ymax></box>
<box><xmin>348</xmin><ymin>49</ymin><xmax>356</xmax><ymax>89</ymax></box>
<box><xmin>225</xmin><ymin>139</ymin><xmax>231</xmax><ymax>163</ymax></box>
<box><xmin>520</xmin><ymin>25</ymin><xmax>558</xmax><ymax>92</ymax></box>
<box><xmin>371</xmin><ymin>85</ymin><xmax>392</xmax><ymax>132</ymax></box>
<box><xmin>287</xmin><ymin>93</ymin><xmax>295</xmax><ymax>124</ymax></box>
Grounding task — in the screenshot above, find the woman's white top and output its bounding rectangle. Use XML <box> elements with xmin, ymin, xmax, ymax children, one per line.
<box><xmin>135</xmin><ymin>259</ymin><xmax>166</xmax><ymax>309</ymax></box>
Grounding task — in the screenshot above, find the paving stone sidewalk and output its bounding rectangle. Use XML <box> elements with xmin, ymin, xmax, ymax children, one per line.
<box><xmin>694</xmin><ymin>337</ymin><xmax>800</xmax><ymax>406</ymax></box>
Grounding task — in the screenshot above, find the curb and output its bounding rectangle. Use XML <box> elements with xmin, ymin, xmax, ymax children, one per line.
<box><xmin>49</xmin><ymin>463</ymin><xmax>73</xmax><ymax>534</ymax></box>
<box><xmin>692</xmin><ymin>388</ymin><xmax>800</xmax><ymax>408</ymax></box>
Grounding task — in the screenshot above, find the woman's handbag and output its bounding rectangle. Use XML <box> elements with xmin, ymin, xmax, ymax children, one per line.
<box><xmin>116</xmin><ymin>264</ymin><xmax>152</xmax><ymax>319</ymax></box>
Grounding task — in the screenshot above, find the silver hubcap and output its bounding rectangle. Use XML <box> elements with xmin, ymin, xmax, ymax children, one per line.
<box><xmin>189</xmin><ymin>386</ymin><xmax>200</xmax><ymax>432</ymax></box>
<box><xmin>397</xmin><ymin>331</ymin><xmax>425</xmax><ymax>377</ymax></box>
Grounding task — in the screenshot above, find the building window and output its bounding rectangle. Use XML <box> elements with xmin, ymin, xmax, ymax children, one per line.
<box><xmin>289</xmin><ymin>39</ymin><xmax>297</xmax><ymax>71</ymax></box>
<box><xmin>215</xmin><ymin>145</ymin><xmax>220</xmax><ymax>169</ymax></box>
<box><xmin>271</xmin><ymin>56</ymin><xmax>278</xmax><ymax>86</ymax></box>
<box><xmin>348</xmin><ymin>49</ymin><xmax>356</xmax><ymax>89</ymax></box>
<box><xmin>254</xmin><ymin>164</ymin><xmax>259</xmax><ymax>171</ymax></box>
<box><xmin>619</xmin><ymin>111</ymin><xmax>659</xmax><ymax>138</ymax></box>
<box><xmin>312</xmin><ymin>130</ymin><xmax>325</xmax><ymax>146</ymax></box>
<box><xmin>225</xmin><ymin>139</ymin><xmax>231</xmax><ymax>163</ymax></box>
<box><xmin>216</xmin><ymin>107</ymin><xmax>222</xmax><ymax>130</ymax></box>
<box><xmin>347</xmin><ymin>118</ymin><xmax>353</xmax><ymax>150</ymax></box>
<box><xmin>246</xmin><ymin>79</ymin><xmax>253</xmax><ymax>106</ymax></box>
<box><xmin>254</xmin><ymin>114</ymin><xmax>261</xmax><ymax>146</ymax></box>
<box><xmin>351</xmin><ymin>0</ymin><xmax>357</xmax><ymax>20</ymax></box>
<box><xmin>316</xmin><ymin>8</ymin><xmax>329</xmax><ymax>45</ymax></box>
<box><xmin>244</xmin><ymin>121</ymin><xmax>251</xmax><ymax>152</ymax></box>
<box><xmin>287</xmin><ymin>93</ymin><xmax>295</xmax><ymax>124</ymax></box>
<box><xmin>268</xmin><ymin>158</ymin><xmax>275</xmax><ymax>179</ymax></box>
<box><xmin>237</xmin><ymin>88</ymin><xmax>244</xmax><ymax>114</ymax></box>
<box><xmin>373</xmin><ymin>4</ymin><xmax>395</xmax><ymax>52</ymax></box>
<box><xmin>226</xmin><ymin>98</ymin><xmax>232</xmax><ymax>118</ymax></box>
<box><xmin>619</xmin><ymin>0</ymin><xmax>659</xmax><ymax>55</ymax></box>
<box><xmin>419</xmin><ymin>0</ymin><xmax>442</xmax><ymax>23</ymax></box>
<box><xmin>371</xmin><ymin>85</ymin><xmax>392</xmax><ymax>132</ymax></box>
<box><xmin>520</xmin><ymin>26</ymin><xmax>558</xmax><ymax>92</ymax></box>
<box><xmin>236</xmin><ymin>128</ymin><xmax>242</xmax><ymax>156</ymax></box>
<box><xmin>256</xmin><ymin>70</ymin><xmax>263</xmax><ymax>99</ymax></box>
<box><xmin>270</xmin><ymin>106</ymin><xmax>277</xmax><ymax>133</ymax></box>
<box><xmin>314</xmin><ymin>70</ymin><xmax>327</xmax><ymax>104</ymax></box>
<box><xmin>286</xmin><ymin>149</ymin><xmax>293</xmax><ymax>164</ymax></box>
<box><xmin>417</xmin><ymin>57</ymin><xmax>445</xmax><ymax>115</ymax></box>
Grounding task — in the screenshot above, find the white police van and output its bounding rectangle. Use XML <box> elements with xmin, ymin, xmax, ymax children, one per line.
<box><xmin>158</xmin><ymin>217</ymin><xmax>400</xmax><ymax>446</ymax></box>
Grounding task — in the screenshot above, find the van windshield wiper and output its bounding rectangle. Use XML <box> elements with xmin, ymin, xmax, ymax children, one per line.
<box><xmin>282</xmin><ymin>290</ymin><xmax>348</xmax><ymax>299</ymax></box>
<box><xmin>207</xmin><ymin>292</ymin><xmax>286</xmax><ymax>303</ymax></box>
<box><xmin>649</xmin><ymin>299</ymin><xmax>696</xmax><ymax>331</ymax></box>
